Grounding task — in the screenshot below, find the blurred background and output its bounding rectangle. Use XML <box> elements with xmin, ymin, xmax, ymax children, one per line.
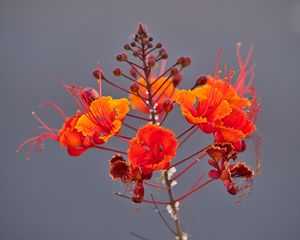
<box><xmin>1</xmin><ymin>0</ymin><xmax>300</xmax><ymax>239</ymax></box>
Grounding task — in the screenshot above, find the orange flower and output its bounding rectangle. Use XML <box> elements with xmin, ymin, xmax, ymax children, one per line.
<box><xmin>175</xmin><ymin>84</ymin><xmax>231</xmax><ymax>133</ymax></box>
<box><xmin>17</xmin><ymin>111</ymin><xmax>93</xmax><ymax>158</ymax></box>
<box><xmin>75</xmin><ymin>96</ymin><xmax>130</xmax><ymax>143</ymax></box>
<box><xmin>129</xmin><ymin>76</ymin><xmax>176</xmax><ymax>114</ymax></box>
<box><xmin>206</xmin><ymin>76</ymin><xmax>251</xmax><ymax>109</ymax></box>
<box><xmin>128</xmin><ymin>124</ymin><xmax>178</xmax><ymax>175</ymax></box>
<box><xmin>214</xmin><ymin>107</ymin><xmax>256</xmax><ymax>143</ymax></box>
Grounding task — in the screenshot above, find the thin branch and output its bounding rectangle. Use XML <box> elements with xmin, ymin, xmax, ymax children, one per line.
<box><xmin>176</xmin><ymin>179</ymin><xmax>214</xmax><ymax>202</ymax></box>
<box><xmin>170</xmin><ymin>146</ymin><xmax>208</xmax><ymax>168</ymax></box>
<box><xmin>176</xmin><ymin>125</ymin><xmax>196</xmax><ymax>139</ymax></box>
<box><xmin>130</xmin><ymin>232</ymin><xmax>151</xmax><ymax>240</ymax></box>
<box><xmin>150</xmin><ymin>194</ymin><xmax>176</xmax><ymax>235</ymax></box>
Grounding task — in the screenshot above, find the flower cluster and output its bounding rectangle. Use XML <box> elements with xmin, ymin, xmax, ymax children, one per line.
<box><xmin>18</xmin><ymin>24</ymin><xmax>261</xmax><ymax>240</ymax></box>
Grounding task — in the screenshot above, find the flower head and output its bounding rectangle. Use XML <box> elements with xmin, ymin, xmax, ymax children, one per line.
<box><xmin>17</xmin><ymin>111</ymin><xmax>93</xmax><ymax>158</ymax></box>
<box><xmin>214</xmin><ymin>107</ymin><xmax>256</xmax><ymax>143</ymax></box>
<box><xmin>75</xmin><ymin>96</ymin><xmax>130</xmax><ymax>143</ymax></box>
<box><xmin>175</xmin><ymin>84</ymin><xmax>232</xmax><ymax>133</ymax></box>
<box><xmin>128</xmin><ymin>124</ymin><xmax>178</xmax><ymax>175</ymax></box>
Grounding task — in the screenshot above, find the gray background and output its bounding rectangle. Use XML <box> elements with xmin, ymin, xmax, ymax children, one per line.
<box><xmin>1</xmin><ymin>0</ymin><xmax>299</xmax><ymax>239</ymax></box>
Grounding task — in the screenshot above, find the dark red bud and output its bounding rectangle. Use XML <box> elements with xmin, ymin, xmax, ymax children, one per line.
<box><xmin>170</xmin><ymin>68</ymin><xmax>179</xmax><ymax>76</ymax></box>
<box><xmin>162</xmin><ymin>99</ymin><xmax>174</xmax><ymax>113</ymax></box>
<box><xmin>177</xmin><ymin>56</ymin><xmax>185</xmax><ymax>65</ymax></box>
<box><xmin>132</xmin><ymin>50</ymin><xmax>140</xmax><ymax>57</ymax></box>
<box><xmin>156</xmin><ymin>42</ymin><xmax>162</xmax><ymax>48</ymax></box>
<box><xmin>130</xmin><ymin>42</ymin><xmax>136</xmax><ymax>47</ymax></box>
<box><xmin>148</xmin><ymin>37</ymin><xmax>153</xmax><ymax>41</ymax></box>
<box><xmin>147</xmin><ymin>42</ymin><xmax>153</xmax><ymax>48</ymax></box>
<box><xmin>129</xmin><ymin>67</ymin><xmax>138</xmax><ymax>79</ymax></box>
<box><xmin>183</xmin><ymin>57</ymin><xmax>192</xmax><ymax>67</ymax></box>
<box><xmin>147</xmin><ymin>59</ymin><xmax>156</xmax><ymax>67</ymax></box>
<box><xmin>82</xmin><ymin>87</ymin><xmax>99</xmax><ymax>105</ymax></box>
<box><xmin>159</xmin><ymin>48</ymin><xmax>166</xmax><ymax>55</ymax></box>
<box><xmin>130</xmin><ymin>82</ymin><xmax>139</xmax><ymax>93</ymax></box>
<box><xmin>161</xmin><ymin>52</ymin><xmax>168</xmax><ymax>59</ymax></box>
<box><xmin>92</xmin><ymin>69</ymin><xmax>102</xmax><ymax>79</ymax></box>
<box><xmin>173</xmin><ymin>72</ymin><xmax>183</xmax><ymax>87</ymax></box>
<box><xmin>196</xmin><ymin>75</ymin><xmax>208</xmax><ymax>86</ymax></box>
<box><xmin>124</xmin><ymin>44</ymin><xmax>131</xmax><ymax>50</ymax></box>
<box><xmin>116</xmin><ymin>53</ymin><xmax>128</xmax><ymax>62</ymax></box>
<box><xmin>113</xmin><ymin>68</ymin><xmax>122</xmax><ymax>77</ymax></box>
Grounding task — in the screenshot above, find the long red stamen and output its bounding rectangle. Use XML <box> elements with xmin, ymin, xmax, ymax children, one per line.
<box><xmin>171</xmin><ymin>153</ymin><xmax>207</xmax><ymax>181</ymax></box>
<box><xmin>176</xmin><ymin>179</ymin><xmax>215</xmax><ymax>202</ymax></box>
<box><xmin>38</xmin><ymin>101</ymin><xmax>67</xmax><ymax>120</ymax></box>
<box><xmin>31</xmin><ymin>112</ymin><xmax>56</xmax><ymax>135</ymax></box>
<box><xmin>144</xmin><ymin>181</ymin><xmax>169</xmax><ymax>190</ymax></box>
<box><xmin>176</xmin><ymin>125</ymin><xmax>196</xmax><ymax>139</ymax></box>
<box><xmin>170</xmin><ymin>146</ymin><xmax>208</xmax><ymax>168</ymax></box>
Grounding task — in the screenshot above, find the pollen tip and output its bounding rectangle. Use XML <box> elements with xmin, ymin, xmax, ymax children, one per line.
<box><xmin>237</xmin><ymin>42</ymin><xmax>242</xmax><ymax>47</ymax></box>
<box><xmin>31</xmin><ymin>111</ymin><xmax>36</xmax><ymax>115</ymax></box>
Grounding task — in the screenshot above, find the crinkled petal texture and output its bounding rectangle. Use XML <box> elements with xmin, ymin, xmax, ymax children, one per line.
<box><xmin>59</xmin><ymin>114</ymin><xmax>87</xmax><ymax>148</ymax></box>
<box><xmin>215</xmin><ymin>107</ymin><xmax>256</xmax><ymax>142</ymax></box>
<box><xmin>207</xmin><ymin>76</ymin><xmax>251</xmax><ymax>108</ymax></box>
<box><xmin>128</xmin><ymin>124</ymin><xmax>178</xmax><ymax>175</ymax></box>
<box><xmin>75</xmin><ymin>96</ymin><xmax>130</xmax><ymax>143</ymax></box>
<box><xmin>175</xmin><ymin>85</ymin><xmax>232</xmax><ymax>124</ymax></box>
<box><xmin>129</xmin><ymin>77</ymin><xmax>176</xmax><ymax>114</ymax></box>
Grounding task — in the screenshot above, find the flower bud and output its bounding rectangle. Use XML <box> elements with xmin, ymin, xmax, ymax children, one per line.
<box><xmin>116</xmin><ymin>53</ymin><xmax>128</xmax><ymax>62</ymax></box>
<box><xmin>173</xmin><ymin>72</ymin><xmax>183</xmax><ymax>87</ymax></box>
<box><xmin>129</xmin><ymin>67</ymin><xmax>138</xmax><ymax>79</ymax></box>
<box><xmin>162</xmin><ymin>99</ymin><xmax>174</xmax><ymax>113</ymax></box>
<box><xmin>137</xmin><ymin>23</ymin><xmax>147</xmax><ymax>36</ymax></box>
<box><xmin>132</xmin><ymin>50</ymin><xmax>140</xmax><ymax>57</ymax></box>
<box><xmin>113</xmin><ymin>68</ymin><xmax>122</xmax><ymax>77</ymax></box>
<box><xmin>147</xmin><ymin>54</ymin><xmax>156</xmax><ymax>67</ymax></box>
<box><xmin>176</xmin><ymin>56</ymin><xmax>185</xmax><ymax>65</ymax></box>
<box><xmin>156</xmin><ymin>42</ymin><xmax>162</xmax><ymax>48</ymax></box>
<box><xmin>82</xmin><ymin>87</ymin><xmax>99</xmax><ymax>105</ymax></box>
<box><xmin>148</xmin><ymin>37</ymin><xmax>153</xmax><ymax>41</ymax></box>
<box><xmin>147</xmin><ymin>58</ymin><xmax>156</xmax><ymax>67</ymax></box>
<box><xmin>159</xmin><ymin>48</ymin><xmax>166</xmax><ymax>55</ymax></box>
<box><xmin>92</xmin><ymin>69</ymin><xmax>102</xmax><ymax>79</ymax></box>
<box><xmin>123</xmin><ymin>44</ymin><xmax>131</xmax><ymax>50</ymax></box>
<box><xmin>183</xmin><ymin>56</ymin><xmax>192</xmax><ymax>67</ymax></box>
<box><xmin>170</xmin><ymin>68</ymin><xmax>179</xmax><ymax>76</ymax></box>
<box><xmin>196</xmin><ymin>75</ymin><xmax>208</xmax><ymax>86</ymax></box>
<box><xmin>147</xmin><ymin>42</ymin><xmax>153</xmax><ymax>48</ymax></box>
<box><xmin>130</xmin><ymin>42</ymin><xmax>136</xmax><ymax>47</ymax></box>
<box><xmin>130</xmin><ymin>82</ymin><xmax>139</xmax><ymax>93</ymax></box>
<box><xmin>161</xmin><ymin>52</ymin><xmax>168</xmax><ymax>59</ymax></box>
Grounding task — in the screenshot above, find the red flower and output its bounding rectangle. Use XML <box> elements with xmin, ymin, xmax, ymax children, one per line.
<box><xmin>128</xmin><ymin>124</ymin><xmax>178</xmax><ymax>175</ymax></box>
<box><xmin>17</xmin><ymin>111</ymin><xmax>93</xmax><ymax>158</ymax></box>
<box><xmin>214</xmin><ymin>107</ymin><xmax>256</xmax><ymax>143</ymax></box>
